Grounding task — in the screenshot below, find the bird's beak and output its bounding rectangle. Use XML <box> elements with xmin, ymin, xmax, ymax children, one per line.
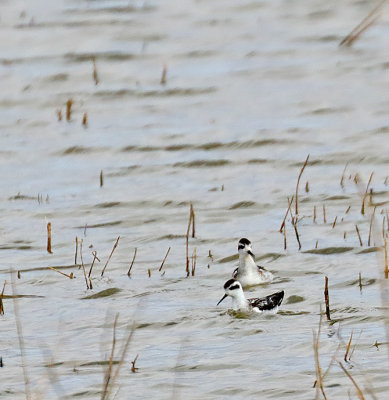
<box><xmin>248</xmin><ymin>250</ymin><xmax>255</xmax><ymax>258</ymax></box>
<box><xmin>217</xmin><ymin>293</ymin><xmax>228</xmax><ymax>306</ymax></box>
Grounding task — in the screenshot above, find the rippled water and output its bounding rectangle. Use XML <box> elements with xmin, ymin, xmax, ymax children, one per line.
<box><xmin>1</xmin><ymin>0</ymin><xmax>389</xmax><ymax>398</ymax></box>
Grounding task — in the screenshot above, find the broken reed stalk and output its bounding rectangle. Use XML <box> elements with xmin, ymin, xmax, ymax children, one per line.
<box><xmin>361</xmin><ymin>172</ymin><xmax>374</xmax><ymax>215</ymax></box>
<box><xmin>191</xmin><ymin>247</ymin><xmax>197</xmax><ymax>276</ymax></box>
<box><xmin>338</xmin><ymin>361</ymin><xmax>365</xmax><ymax>400</ymax></box>
<box><xmin>344</xmin><ymin>331</ymin><xmax>353</xmax><ymax>362</ymax></box>
<box><xmin>186</xmin><ymin>205</ymin><xmax>194</xmax><ymax>277</ymax></box>
<box><xmin>131</xmin><ymin>354</ymin><xmax>139</xmax><ymax>373</ymax></box>
<box><xmin>345</xmin><ymin>205</ymin><xmax>351</xmax><ymax>214</ymax></box>
<box><xmin>315</xmin><ymin>240</ymin><xmax>319</xmax><ymax>249</ymax></box>
<box><xmin>0</xmin><ymin>280</ymin><xmax>6</xmax><ymax>315</ymax></box>
<box><xmin>75</xmin><ymin>236</ymin><xmax>79</xmax><ymax>265</ymax></box>
<box><xmin>11</xmin><ymin>272</ymin><xmax>32</xmax><ymax>400</ymax></box>
<box><xmin>92</xmin><ymin>56</ymin><xmax>99</xmax><ymax>85</ymax></box>
<box><xmin>368</xmin><ymin>206</ymin><xmax>377</xmax><ymax>246</ymax></box>
<box><xmin>339</xmin><ymin>0</ymin><xmax>385</xmax><ymax>47</ymax></box>
<box><xmin>160</xmin><ymin>64</ymin><xmax>167</xmax><ymax>85</ymax></box>
<box><xmin>158</xmin><ymin>247</ymin><xmax>171</xmax><ymax>272</ymax></box>
<box><xmin>127</xmin><ymin>248</ymin><xmax>137</xmax><ymax>277</ymax></box>
<box><xmin>295</xmin><ymin>154</ymin><xmax>310</xmax><ymax>216</ymax></box>
<box><xmin>47</xmin><ymin>222</ymin><xmax>53</xmax><ymax>254</ymax></box>
<box><xmin>80</xmin><ymin>240</ymin><xmax>90</xmax><ymax>289</ymax></box>
<box><xmin>305</xmin><ymin>181</ymin><xmax>309</xmax><ymax>193</ymax></box>
<box><xmin>56</xmin><ymin>109</ymin><xmax>62</xmax><ymax>121</ymax></box>
<box><xmin>280</xmin><ymin>196</ymin><xmax>294</xmax><ymax>232</ymax></box>
<box><xmin>313</xmin><ymin>205</ymin><xmax>317</xmax><ymax>224</ymax></box>
<box><xmin>88</xmin><ymin>251</ymin><xmax>100</xmax><ymax>278</ymax></box>
<box><xmin>66</xmin><ymin>98</ymin><xmax>73</xmax><ymax>121</ymax></box>
<box><xmin>148</xmin><ymin>269</ymin><xmax>151</xmax><ymax>278</ymax></box>
<box><xmin>101</xmin><ymin>236</ymin><xmax>120</xmax><ymax>277</ymax></box>
<box><xmin>48</xmin><ymin>267</ymin><xmax>73</xmax><ymax>279</ymax></box>
<box><xmin>332</xmin><ymin>216</ymin><xmax>338</xmax><ymax>229</ymax></box>
<box><xmin>324</xmin><ymin>276</ymin><xmax>331</xmax><ymax>321</ymax></box>
<box><xmin>359</xmin><ymin>272</ymin><xmax>362</xmax><ymax>292</ymax></box>
<box><xmin>323</xmin><ymin>205</ymin><xmax>327</xmax><ymax>223</ymax></box>
<box><xmin>355</xmin><ymin>225</ymin><xmax>363</xmax><ymax>247</ymax></box>
<box><xmin>340</xmin><ymin>163</ymin><xmax>348</xmax><ymax>188</ymax></box>
<box><xmin>100</xmin><ymin>170</ymin><xmax>104</xmax><ymax>187</ymax></box>
<box><xmin>313</xmin><ymin>313</ymin><xmax>327</xmax><ymax>400</ymax></box>
<box><xmin>283</xmin><ymin>223</ymin><xmax>287</xmax><ymax>250</ymax></box>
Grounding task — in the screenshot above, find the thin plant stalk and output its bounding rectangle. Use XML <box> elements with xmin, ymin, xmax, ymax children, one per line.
<box><xmin>101</xmin><ymin>236</ymin><xmax>120</xmax><ymax>277</ymax></box>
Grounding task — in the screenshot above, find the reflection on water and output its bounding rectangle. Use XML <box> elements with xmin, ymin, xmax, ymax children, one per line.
<box><xmin>1</xmin><ymin>0</ymin><xmax>389</xmax><ymax>398</ymax></box>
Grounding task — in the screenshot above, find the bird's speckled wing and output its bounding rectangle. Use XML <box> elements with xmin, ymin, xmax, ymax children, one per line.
<box><xmin>248</xmin><ymin>291</ymin><xmax>284</xmax><ymax>311</ymax></box>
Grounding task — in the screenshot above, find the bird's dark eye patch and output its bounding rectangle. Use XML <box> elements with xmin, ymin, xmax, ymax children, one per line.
<box><xmin>239</xmin><ymin>238</ymin><xmax>251</xmax><ymax>246</ymax></box>
<box><xmin>238</xmin><ymin>245</ymin><xmax>244</xmax><ymax>250</ymax></box>
<box><xmin>224</xmin><ymin>278</ymin><xmax>236</xmax><ymax>289</ymax></box>
<box><xmin>229</xmin><ymin>284</ymin><xmax>240</xmax><ymax>290</ymax></box>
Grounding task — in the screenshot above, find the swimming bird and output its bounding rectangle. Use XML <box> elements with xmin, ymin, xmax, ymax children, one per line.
<box><xmin>217</xmin><ymin>278</ymin><xmax>284</xmax><ymax>313</ymax></box>
<box><xmin>232</xmin><ymin>238</ymin><xmax>273</xmax><ymax>287</ymax></box>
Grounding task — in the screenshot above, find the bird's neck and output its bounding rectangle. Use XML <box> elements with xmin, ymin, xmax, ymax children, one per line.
<box><xmin>232</xmin><ymin>291</ymin><xmax>249</xmax><ymax>311</ymax></box>
<box><xmin>239</xmin><ymin>253</ymin><xmax>256</xmax><ymax>269</ymax></box>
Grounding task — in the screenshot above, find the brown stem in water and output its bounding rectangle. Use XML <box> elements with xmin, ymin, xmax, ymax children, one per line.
<box><xmin>324</xmin><ymin>276</ymin><xmax>331</xmax><ymax>321</ymax></box>
<box><xmin>295</xmin><ymin>155</ymin><xmax>309</xmax><ymax>216</ymax></box>
<box><xmin>101</xmin><ymin>236</ymin><xmax>120</xmax><ymax>277</ymax></box>
<box><xmin>127</xmin><ymin>248</ymin><xmax>137</xmax><ymax>277</ymax></box>
<box><xmin>158</xmin><ymin>247</ymin><xmax>171</xmax><ymax>272</ymax></box>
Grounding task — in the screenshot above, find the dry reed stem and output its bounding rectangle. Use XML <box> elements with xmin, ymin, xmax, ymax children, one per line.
<box><xmin>66</xmin><ymin>98</ymin><xmax>73</xmax><ymax>121</ymax></box>
<box><xmin>344</xmin><ymin>231</ymin><xmax>347</xmax><ymax>240</ymax></box>
<box><xmin>280</xmin><ymin>196</ymin><xmax>294</xmax><ymax>232</ymax></box>
<box><xmin>102</xmin><ymin>314</ymin><xmax>119</xmax><ymax>400</ymax></box>
<box><xmin>340</xmin><ymin>0</ymin><xmax>386</xmax><ymax>47</ymax></box>
<box><xmin>47</xmin><ymin>222</ymin><xmax>53</xmax><ymax>254</ymax></box>
<box><xmin>148</xmin><ymin>269</ymin><xmax>151</xmax><ymax>278</ymax></box>
<box><xmin>100</xmin><ymin>170</ymin><xmax>104</xmax><ymax>187</ymax></box>
<box><xmin>92</xmin><ymin>57</ymin><xmax>99</xmax><ymax>85</ymax></box>
<box><xmin>56</xmin><ymin>109</ymin><xmax>62</xmax><ymax>121</ymax></box>
<box><xmin>324</xmin><ymin>276</ymin><xmax>331</xmax><ymax>321</ymax></box>
<box><xmin>313</xmin><ymin>205</ymin><xmax>317</xmax><ymax>224</ymax></box>
<box><xmin>305</xmin><ymin>181</ymin><xmax>309</xmax><ymax>192</ymax></box>
<box><xmin>344</xmin><ymin>331</ymin><xmax>354</xmax><ymax>362</ymax></box>
<box><xmin>11</xmin><ymin>272</ymin><xmax>31</xmax><ymax>400</ymax></box>
<box><xmin>315</xmin><ymin>240</ymin><xmax>319</xmax><ymax>249</ymax></box>
<box><xmin>159</xmin><ymin>247</ymin><xmax>171</xmax><ymax>272</ymax></box>
<box><xmin>346</xmin><ymin>206</ymin><xmax>351</xmax><ymax>214</ymax></box>
<box><xmin>361</xmin><ymin>172</ymin><xmax>374</xmax><ymax>215</ymax></box>
<box><xmin>48</xmin><ymin>267</ymin><xmax>73</xmax><ymax>279</ymax></box>
<box><xmin>127</xmin><ymin>248</ymin><xmax>137</xmax><ymax>277</ymax></box>
<box><xmin>160</xmin><ymin>64</ymin><xmax>167</xmax><ymax>85</ymax></box>
<box><xmin>323</xmin><ymin>205</ymin><xmax>327</xmax><ymax>223</ymax></box>
<box><xmin>359</xmin><ymin>272</ymin><xmax>362</xmax><ymax>292</ymax></box>
<box><xmin>313</xmin><ymin>313</ymin><xmax>327</xmax><ymax>400</ymax></box>
<box><xmin>82</xmin><ymin>112</ymin><xmax>88</xmax><ymax>127</ymax></box>
<box><xmin>340</xmin><ymin>163</ymin><xmax>348</xmax><ymax>188</ymax></box>
<box><xmin>368</xmin><ymin>206</ymin><xmax>377</xmax><ymax>246</ymax></box>
<box><xmin>75</xmin><ymin>236</ymin><xmax>78</xmax><ymax>265</ymax></box>
<box><xmin>295</xmin><ymin>155</ymin><xmax>310</xmax><ymax>215</ymax></box>
<box><xmin>290</xmin><ymin>208</ymin><xmax>302</xmax><ymax>250</ymax></box>
<box><xmin>0</xmin><ymin>280</ymin><xmax>6</xmax><ymax>315</ymax></box>
<box><xmin>355</xmin><ymin>225</ymin><xmax>363</xmax><ymax>247</ymax></box>
<box><xmin>385</xmin><ymin>236</ymin><xmax>388</xmax><ymax>279</ymax></box>
<box><xmin>101</xmin><ymin>236</ymin><xmax>120</xmax><ymax>277</ymax></box>
<box><xmin>131</xmin><ymin>354</ymin><xmax>139</xmax><ymax>373</ymax></box>
<box><xmin>386</xmin><ymin>209</ymin><xmax>389</xmax><ymax>230</ymax></box>
<box><xmin>190</xmin><ymin>203</ymin><xmax>195</xmax><ymax>238</ymax></box>
<box><xmin>283</xmin><ymin>223</ymin><xmax>287</xmax><ymax>250</ymax></box>
<box><xmin>332</xmin><ymin>216</ymin><xmax>338</xmax><ymax>229</ymax></box>
<box><xmin>186</xmin><ymin>205</ymin><xmax>194</xmax><ymax>277</ymax></box>
<box><xmin>382</xmin><ymin>216</ymin><xmax>386</xmax><ymax>239</ymax></box>
<box><xmin>80</xmin><ymin>240</ymin><xmax>90</xmax><ymax>289</ymax></box>
<box><xmin>88</xmin><ymin>251</ymin><xmax>100</xmax><ymax>278</ymax></box>
<box><xmin>338</xmin><ymin>361</ymin><xmax>365</xmax><ymax>400</ymax></box>
<box><xmin>191</xmin><ymin>247</ymin><xmax>197</xmax><ymax>276</ymax></box>
<box><xmin>208</xmin><ymin>250</ymin><xmax>213</xmax><ymax>261</ymax></box>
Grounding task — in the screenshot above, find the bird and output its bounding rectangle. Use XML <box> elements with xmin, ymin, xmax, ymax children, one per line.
<box><xmin>232</xmin><ymin>238</ymin><xmax>273</xmax><ymax>287</ymax></box>
<box><xmin>217</xmin><ymin>278</ymin><xmax>284</xmax><ymax>313</ymax></box>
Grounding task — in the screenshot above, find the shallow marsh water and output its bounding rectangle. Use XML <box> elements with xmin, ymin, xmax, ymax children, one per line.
<box><xmin>1</xmin><ymin>0</ymin><xmax>389</xmax><ymax>398</ymax></box>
